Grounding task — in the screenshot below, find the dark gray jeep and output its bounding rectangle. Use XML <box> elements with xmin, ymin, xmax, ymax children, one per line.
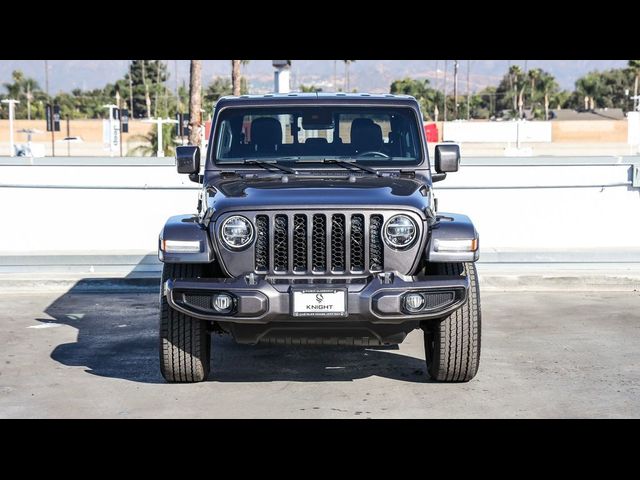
<box><xmin>158</xmin><ymin>93</ymin><xmax>480</xmax><ymax>383</ymax></box>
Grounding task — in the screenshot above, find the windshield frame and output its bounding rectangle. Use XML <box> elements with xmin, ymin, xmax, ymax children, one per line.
<box><xmin>207</xmin><ymin>102</ymin><xmax>428</xmax><ymax>170</ymax></box>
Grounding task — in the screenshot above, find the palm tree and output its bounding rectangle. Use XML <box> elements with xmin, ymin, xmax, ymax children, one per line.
<box><xmin>128</xmin><ymin>123</ymin><xmax>179</xmax><ymax>157</ymax></box>
<box><xmin>629</xmin><ymin>60</ymin><xmax>640</xmax><ymax>111</ymax></box>
<box><xmin>576</xmin><ymin>73</ymin><xmax>601</xmax><ymax>111</ymax></box>
<box><xmin>528</xmin><ymin>68</ymin><xmax>541</xmax><ymax>110</ymax></box>
<box><xmin>508</xmin><ymin>65</ymin><xmax>522</xmax><ymax>114</ymax></box>
<box><xmin>538</xmin><ymin>73</ymin><xmax>558</xmax><ymax>120</ymax></box>
<box><xmin>343</xmin><ymin>60</ymin><xmax>355</xmax><ymax>91</ymax></box>
<box><xmin>188</xmin><ymin>60</ymin><xmax>202</xmax><ymax>145</ymax></box>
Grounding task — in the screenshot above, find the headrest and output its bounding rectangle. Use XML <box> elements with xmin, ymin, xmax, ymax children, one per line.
<box><xmin>251</xmin><ymin>117</ymin><xmax>282</xmax><ymax>151</ymax></box>
<box><xmin>350</xmin><ymin>118</ymin><xmax>383</xmax><ymax>152</ymax></box>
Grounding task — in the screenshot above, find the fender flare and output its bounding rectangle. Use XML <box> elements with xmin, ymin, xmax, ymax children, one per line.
<box><xmin>158</xmin><ymin>214</ymin><xmax>215</xmax><ymax>264</ymax></box>
<box><xmin>426</xmin><ymin>212</ymin><xmax>479</xmax><ymax>263</ymax></box>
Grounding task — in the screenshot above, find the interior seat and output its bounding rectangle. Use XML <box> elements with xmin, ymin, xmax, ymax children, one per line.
<box><xmin>350</xmin><ymin>118</ymin><xmax>384</xmax><ymax>153</ymax></box>
<box><xmin>250</xmin><ymin>117</ymin><xmax>282</xmax><ymax>153</ymax></box>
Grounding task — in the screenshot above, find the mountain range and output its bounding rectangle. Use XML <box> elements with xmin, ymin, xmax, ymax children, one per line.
<box><xmin>0</xmin><ymin>60</ymin><xmax>629</xmax><ymax>95</ymax></box>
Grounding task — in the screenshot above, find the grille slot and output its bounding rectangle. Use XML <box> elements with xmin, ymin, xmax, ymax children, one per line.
<box><xmin>255</xmin><ymin>215</ymin><xmax>269</xmax><ymax>272</ymax></box>
<box><xmin>312</xmin><ymin>214</ymin><xmax>327</xmax><ymax>272</ymax></box>
<box><xmin>273</xmin><ymin>215</ymin><xmax>288</xmax><ymax>272</ymax></box>
<box><xmin>293</xmin><ymin>214</ymin><xmax>307</xmax><ymax>272</ymax></box>
<box><xmin>350</xmin><ymin>214</ymin><xmax>365</xmax><ymax>272</ymax></box>
<box><xmin>331</xmin><ymin>214</ymin><xmax>346</xmax><ymax>272</ymax></box>
<box><xmin>369</xmin><ymin>214</ymin><xmax>384</xmax><ymax>271</ymax></box>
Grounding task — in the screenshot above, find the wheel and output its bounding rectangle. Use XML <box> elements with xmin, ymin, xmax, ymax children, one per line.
<box><xmin>159</xmin><ymin>263</ymin><xmax>211</xmax><ymax>383</ymax></box>
<box><xmin>422</xmin><ymin>262</ymin><xmax>481</xmax><ymax>382</ymax></box>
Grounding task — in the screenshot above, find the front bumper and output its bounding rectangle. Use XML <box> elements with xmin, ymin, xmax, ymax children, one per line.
<box><xmin>164</xmin><ymin>271</ymin><xmax>468</xmax><ymax>324</ymax></box>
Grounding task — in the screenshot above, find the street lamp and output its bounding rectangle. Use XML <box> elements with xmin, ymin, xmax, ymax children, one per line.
<box><xmin>143</xmin><ymin>117</ymin><xmax>178</xmax><ymax>157</ymax></box>
<box><xmin>2</xmin><ymin>99</ymin><xmax>19</xmax><ymax>157</ymax></box>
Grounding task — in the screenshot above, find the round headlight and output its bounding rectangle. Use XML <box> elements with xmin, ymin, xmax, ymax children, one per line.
<box><xmin>221</xmin><ymin>215</ymin><xmax>254</xmax><ymax>249</ymax></box>
<box><xmin>384</xmin><ymin>214</ymin><xmax>418</xmax><ymax>249</ymax></box>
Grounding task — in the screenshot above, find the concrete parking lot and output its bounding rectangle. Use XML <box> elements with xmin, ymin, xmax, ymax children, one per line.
<box><xmin>1</xmin><ymin>288</ymin><xmax>639</xmax><ymax>418</ymax></box>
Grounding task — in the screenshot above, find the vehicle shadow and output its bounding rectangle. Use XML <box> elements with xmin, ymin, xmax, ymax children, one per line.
<box><xmin>210</xmin><ymin>337</ymin><xmax>430</xmax><ymax>383</ymax></box>
<box><xmin>41</xmin><ymin>262</ymin><xmax>431</xmax><ymax>384</ymax></box>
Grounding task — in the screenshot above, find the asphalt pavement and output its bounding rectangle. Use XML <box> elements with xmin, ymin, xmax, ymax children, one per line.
<box><xmin>1</xmin><ymin>288</ymin><xmax>639</xmax><ymax>418</ymax></box>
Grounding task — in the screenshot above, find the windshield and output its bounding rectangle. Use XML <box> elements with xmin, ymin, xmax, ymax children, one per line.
<box><xmin>213</xmin><ymin>106</ymin><xmax>423</xmax><ymax>166</ymax></box>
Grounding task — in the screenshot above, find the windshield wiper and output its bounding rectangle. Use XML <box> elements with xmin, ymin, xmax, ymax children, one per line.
<box><xmin>238</xmin><ymin>159</ymin><xmax>297</xmax><ymax>174</ymax></box>
<box><xmin>295</xmin><ymin>158</ymin><xmax>381</xmax><ymax>177</ymax></box>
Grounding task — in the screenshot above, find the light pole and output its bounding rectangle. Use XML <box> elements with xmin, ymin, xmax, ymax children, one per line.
<box><xmin>143</xmin><ymin>117</ymin><xmax>178</xmax><ymax>157</ymax></box>
<box><xmin>443</xmin><ymin>60</ymin><xmax>448</xmax><ymax>122</ymax></box>
<box><xmin>2</xmin><ymin>99</ymin><xmax>19</xmax><ymax>157</ymax></box>
<box><xmin>453</xmin><ymin>60</ymin><xmax>458</xmax><ymax>119</ymax></box>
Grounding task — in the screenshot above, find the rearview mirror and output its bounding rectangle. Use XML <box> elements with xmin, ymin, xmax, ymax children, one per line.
<box><xmin>176</xmin><ymin>145</ymin><xmax>200</xmax><ymax>174</ymax></box>
<box><xmin>434</xmin><ymin>144</ymin><xmax>460</xmax><ymax>173</ymax></box>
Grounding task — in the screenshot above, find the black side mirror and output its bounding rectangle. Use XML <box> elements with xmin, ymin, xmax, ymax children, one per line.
<box><xmin>434</xmin><ymin>144</ymin><xmax>460</xmax><ymax>173</ymax></box>
<box><xmin>176</xmin><ymin>145</ymin><xmax>200</xmax><ymax>174</ymax></box>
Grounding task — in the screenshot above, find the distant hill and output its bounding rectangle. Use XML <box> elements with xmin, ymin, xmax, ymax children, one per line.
<box><xmin>0</xmin><ymin>60</ymin><xmax>629</xmax><ymax>95</ymax></box>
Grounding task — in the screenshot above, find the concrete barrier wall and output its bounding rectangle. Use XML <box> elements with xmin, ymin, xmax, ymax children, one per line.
<box><xmin>443</xmin><ymin>121</ymin><xmax>552</xmax><ymax>143</ymax></box>
<box><xmin>0</xmin><ymin>157</ymin><xmax>638</xmax><ymax>261</ymax></box>
<box><xmin>552</xmin><ymin>120</ymin><xmax>628</xmax><ymax>143</ymax></box>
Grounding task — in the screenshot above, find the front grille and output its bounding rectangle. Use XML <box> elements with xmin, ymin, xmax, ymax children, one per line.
<box><xmin>254</xmin><ymin>212</ymin><xmax>389</xmax><ymax>275</ymax></box>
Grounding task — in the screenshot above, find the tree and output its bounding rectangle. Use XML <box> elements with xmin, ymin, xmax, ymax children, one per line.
<box><xmin>299</xmin><ymin>84</ymin><xmax>323</xmax><ymax>93</ymax></box>
<box><xmin>188</xmin><ymin>60</ymin><xmax>202</xmax><ymax>146</ymax></box>
<box><xmin>128</xmin><ymin>123</ymin><xmax>179</xmax><ymax>157</ymax></box>
<box><xmin>116</xmin><ymin>61</ymin><xmax>168</xmax><ymax>119</ymax></box>
<box><xmin>390</xmin><ymin>77</ymin><xmax>443</xmax><ymax>121</ymax></box>
<box><xmin>2</xmin><ymin>70</ymin><xmax>47</xmax><ymax>120</ymax></box>
<box><xmin>629</xmin><ymin>60</ymin><xmax>640</xmax><ymax>111</ymax></box>
<box><xmin>528</xmin><ymin>68</ymin><xmax>541</xmax><ymax>109</ymax></box>
<box><xmin>203</xmin><ymin>76</ymin><xmax>247</xmax><ymax>114</ymax></box>
<box><xmin>536</xmin><ymin>71</ymin><xmax>559</xmax><ymax>120</ymax></box>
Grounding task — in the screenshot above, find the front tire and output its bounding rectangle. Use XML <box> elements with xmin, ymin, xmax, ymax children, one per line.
<box><xmin>159</xmin><ymin>263</ymin><xmax>211</xmax><ymax>383</ymax></box>
<box><xmin>423</xmin><ymin>262</ymin><xmax>481</xmax><ymax>382</ymax></box>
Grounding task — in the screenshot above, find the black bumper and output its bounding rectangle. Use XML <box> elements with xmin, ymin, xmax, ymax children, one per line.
<box><xmin>163</xmin><ymin>272</ymin><xmax>469</xmax><ymax>324</ymax></box>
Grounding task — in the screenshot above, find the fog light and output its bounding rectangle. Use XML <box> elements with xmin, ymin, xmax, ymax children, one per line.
<box><xmin>404</xmin><ymin>293</ymin><xmax>425</xmax><ymax>313</ymax></box>
<box><xmin>212</xmin><ymin>293</ymin><xmax>233</xmax><ymax>313</ymax></box>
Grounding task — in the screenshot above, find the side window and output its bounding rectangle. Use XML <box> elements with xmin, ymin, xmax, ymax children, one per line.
<box><xmin>217</xmin><ymin>120</ymin><xmax>233</xmax><ymax>157</ymax></box>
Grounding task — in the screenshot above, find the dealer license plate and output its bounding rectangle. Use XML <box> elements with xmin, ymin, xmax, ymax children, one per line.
<box><xmin>292</xmin><ymin>289</ymin><xmax>347</xmax><ymax>317</ymax></box>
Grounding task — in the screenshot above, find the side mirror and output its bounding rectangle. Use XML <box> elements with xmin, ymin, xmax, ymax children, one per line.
<box><xmin>434</xmin><ymin>144</ymin><xmax>460</xmax><ymax>173</ymax></box>
<box><xmin>176</xmin><ymin>145</ymin><xmax>200</xmax><ymax>174</ymax></box>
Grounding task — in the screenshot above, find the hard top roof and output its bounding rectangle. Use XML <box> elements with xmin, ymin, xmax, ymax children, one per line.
<box><xmin>214</xmin><ymin>92</ymin><xmax>420</xmax><ymax>108</ymax></box>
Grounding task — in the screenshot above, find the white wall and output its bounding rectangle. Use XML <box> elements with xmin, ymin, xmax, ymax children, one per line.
<box><xmin>443</xmin><ymin>121</ymin><xmax>552</xmax><ymax>143</ymax></box>
<box><xmin>0</xmin><ymin>160</ymin><xmax>638</xmax><ymax>257</ymax></box>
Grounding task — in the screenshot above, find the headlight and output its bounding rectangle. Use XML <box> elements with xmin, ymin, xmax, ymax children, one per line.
<box><xmin>384</xmin><ymin>214</ymin><xmax>418</xmax><ymax>249</ymax></box>
<box><xmin>220</xmin><ymin>215</ymin><xmax>254</xmax><ymax>249</ymax></box>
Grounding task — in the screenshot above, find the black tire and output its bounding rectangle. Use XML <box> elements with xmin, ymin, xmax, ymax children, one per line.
<box><xmin>423</xmin><ymin>262</ymin><xmax>481</xmax><ymax>382</ymax></box>
<box><xmin>159</xmin><ymin>263</ymin><xmax>211</xmax><ymax>383</ymax></box>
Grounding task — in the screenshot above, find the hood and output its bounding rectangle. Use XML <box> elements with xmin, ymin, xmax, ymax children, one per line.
<box><xmin>208</xmin><ymin>175</ymin><xmax>429</xmax><ymax>215</ymax></box>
